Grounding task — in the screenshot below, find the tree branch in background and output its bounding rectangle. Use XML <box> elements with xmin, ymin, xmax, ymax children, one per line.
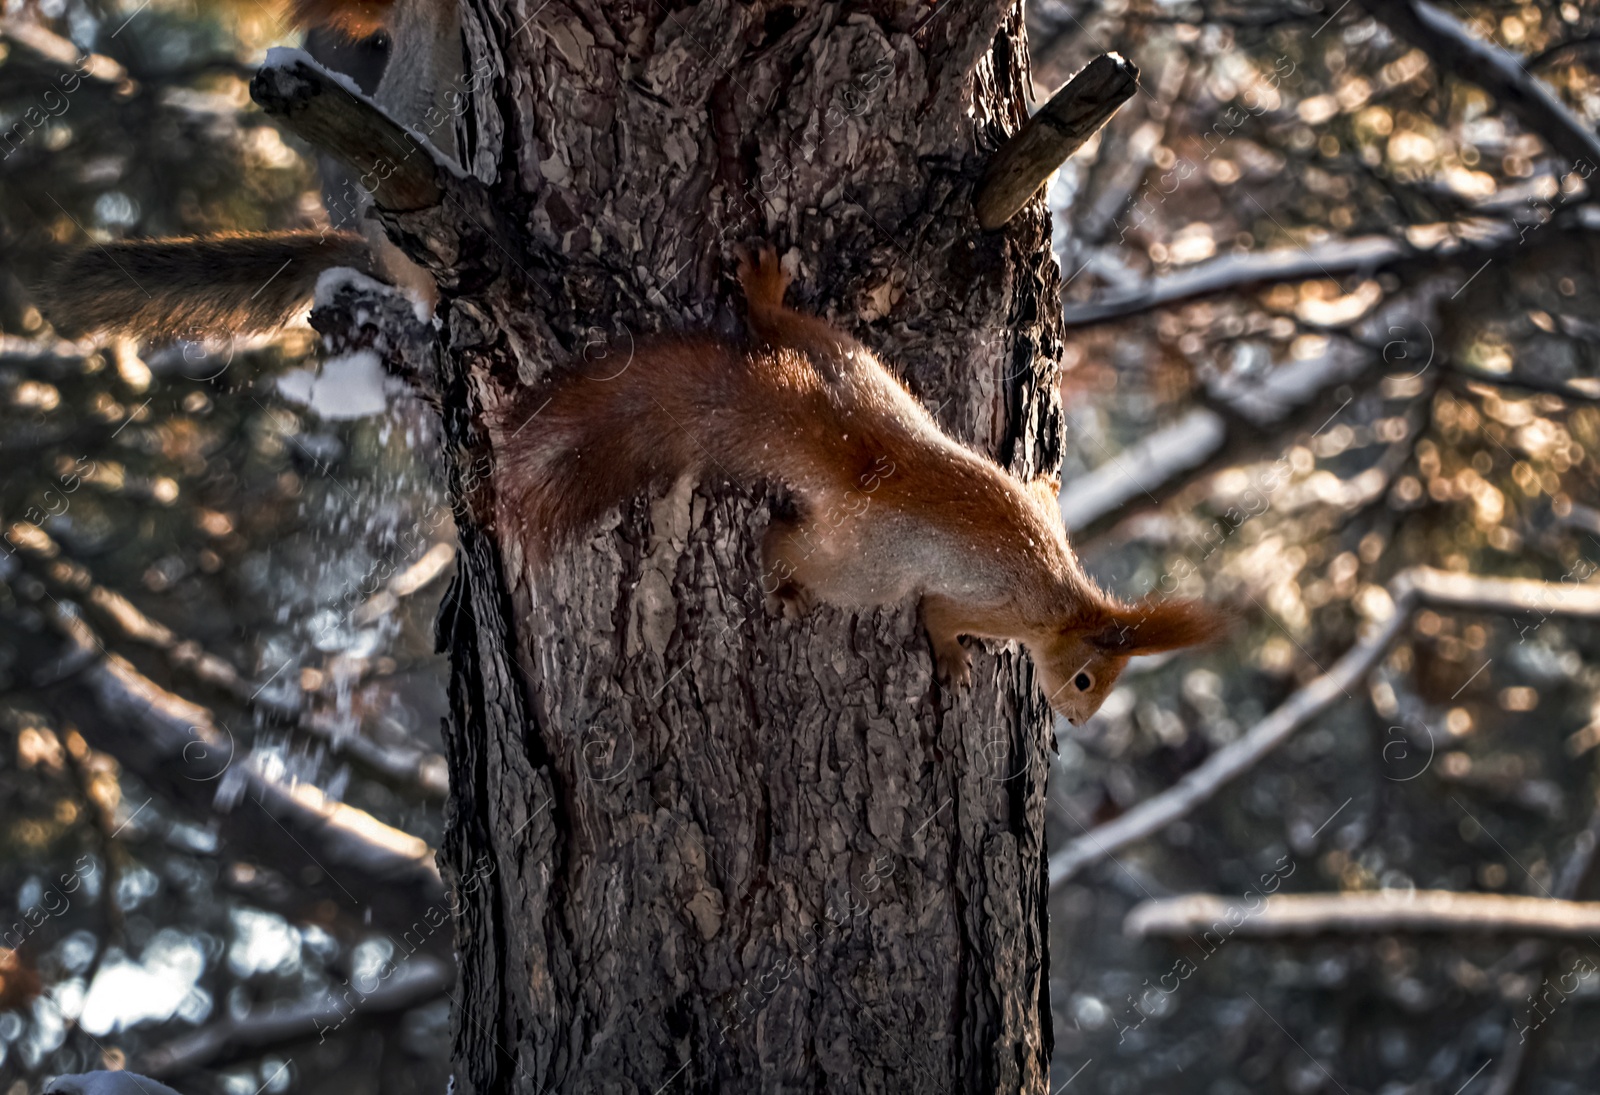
<box><xmin>1057</xmin><ymin>226</ymin><xmax>1599</xmax><ymax>536</ymax></box>
<box><xmin>1125</xmin><ymin>889</ymin><xmax>1600</xmax><ymax>937</ymax></box>
<box><xmin>1483</xmin><ymin>789</ymin><xmax>1600</xmax><ymax>1095</ymax></box>
<box><xmin>1064</xmin><ymin>350</ymin><xmax>1381</xmax><ymax>538</ymax></box>
<box><xmin>0</xmin><ymin>17</ymin><xmax>127</xmax><ymax>84</ymax></box>
<box><xmin>1360</xmin><ymin>0</ymin><xmax>1600</xmax><ymax>170</ymax></box>
<box><xmin>0</xmin><ymin>14</ymin><xmax>255</xmax><ymax>85</ymax></box>
<box><xmin>9</xmin><ymin>523</ymin><xmax>450</xmax><ymax>801</ymax></box>
<box><xmin>136</xmin><ymin>955</ymin><xmax>453</xmax><ymax>1080</ymax></box>
<box><xmin>39</xmin><ymin>610</ymin><xmax>448</xmax><ymax>946</ymax></box>
<box><xmin>1064</xmin><ymin>339</ymin><xmax>1595</xmax><ymax>544</ymax></box>
<box><xmin>1528</xmin><ymin>34</ymin><xmax>1600</xmax><ymax>70</ymax></box>
<box><xmin>977</xmin><ymin>52</ymin><xmax>1140</xmax><ymax>229</ymax></box>
<box><xmin>1049</xmin><ymin>568</ymin><xmax>1600</xmax><ymax>889</ymax></box>
<box><xmin>1061</xmin><ymin>219</ymin><xmax>1600</xmax><ymax>333</ymax></box>
<box><xmin>1059</xmin><ymin>407</ymin><xmax>1226</xmax><ymax>532</ymax></box>
<box><xmin>1448</xmin><ymin>371</ymin><xmax>1600</xmax><ymax>404</ymax></box>
<box><xmin>1061</xmin><ymin>235</ymin><xmax>1408</xmax><ymax>327</ymax></box>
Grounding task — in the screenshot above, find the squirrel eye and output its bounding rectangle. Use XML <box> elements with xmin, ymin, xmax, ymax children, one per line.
<box><xmin>1074</xmin><ymin>672</ymin><xmax>1092</xmax><ymax>691</ymax></box>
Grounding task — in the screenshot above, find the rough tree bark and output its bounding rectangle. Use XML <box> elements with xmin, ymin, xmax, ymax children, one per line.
<box><xmin>328</xmin><ymin>2</ymin><xmax>1068</xmax><ymax>1090</ymax></box>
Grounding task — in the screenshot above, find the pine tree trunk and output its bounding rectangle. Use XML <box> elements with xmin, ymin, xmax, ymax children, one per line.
<box><xmin>434</xmin><ymin>3</ymin><xmax>1066</xmax><ymax>1090</ymax></box>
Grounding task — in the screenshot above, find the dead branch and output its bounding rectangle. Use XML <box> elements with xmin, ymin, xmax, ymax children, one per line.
<box><xmin>1360</xmin><ymin>0</ymin><xmax>1600</xmax><ymax>171</ymax></box>
<box><xmin>976</xmin><ymin>53</ymin><xmax>1139</xmax><ymax>229</ymax></box>
<box><xmin>1049</xmin><ymin>567</ymin><xmax>1600</xmax><ymax>889</ymax></box>
<box><xmin>250</xmin><ymin>52</ymin><xmax>442</xmax><ymax>211</ymax></box>
<box><xmin>1125</xmin><ymin>889</ymin><xmax>1600</xmax><ymax>938</ymax></box>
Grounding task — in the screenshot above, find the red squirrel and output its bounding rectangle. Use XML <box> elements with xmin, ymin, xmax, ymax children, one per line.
<box><xmin>40</xmin><ymin>0</ymin><xmax>461</xmax><ymax>337</ymax></box>
<box><xmin>36</xmin><ymin>0</ymin><xmax>1224</xmax><ymax>720</ymax></box>
<box><xmin>498</xmin><ymin>248</ymin><xmax>1224</xmax><ymax>724</ymax></box>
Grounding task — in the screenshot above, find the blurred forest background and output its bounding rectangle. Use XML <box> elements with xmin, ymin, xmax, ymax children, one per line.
<box><xmin>1</xmin><ymin>0</ymin><xmax>1599</xmax><ymax>1092</ymax></box>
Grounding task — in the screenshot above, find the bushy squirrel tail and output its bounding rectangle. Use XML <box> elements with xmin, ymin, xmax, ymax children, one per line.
<box><xmin>287</xmin><ymin>0</ymin><xmax>398</xmax><ymax>36</ymax></box>
<box><xmin>40</xmin><ymin>230</ymin><xmax>371</xmax><ymax>339</ymax></box>
<box><xmin>495</xmin><ymin>334</ymin><xmax>759</xmax><ymax>566</ymax></box>
<box><xmin>494</xmin><ymin>249</ymin><xmax>862</xmax><ymax>566</ymax></box>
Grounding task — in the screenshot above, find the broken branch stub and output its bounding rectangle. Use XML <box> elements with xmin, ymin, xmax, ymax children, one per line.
<box><xmin>250</xmin><ymin>54</ymin><xmax>443</xmax><ymax>211</ymax></box>
<box><xmin>976</xmin><ymin>52</ymin><xmax>1139</xmax><ymax>230</ymax></box>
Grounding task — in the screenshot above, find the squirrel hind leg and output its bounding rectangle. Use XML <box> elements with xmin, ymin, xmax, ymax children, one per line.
<box><xmin>761</xmin><ymin>512</ymin><xmax>817</xmax><ymax>619</ymax></box>
<box><xmin>737</xmin><ymin>244</ymin><xmax>790</xmax><ymax>312</ymax></box>
<box><xmin>919</xmin><ymin>596</ymin><xmax>974</xmax><ymax>690</ymax></box>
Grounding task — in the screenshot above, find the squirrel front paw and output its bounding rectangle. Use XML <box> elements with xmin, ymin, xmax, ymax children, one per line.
<box><xmin>737</xmin><ymin>244</ymin><xmax>791</xmax><ymax>311</ymax></box>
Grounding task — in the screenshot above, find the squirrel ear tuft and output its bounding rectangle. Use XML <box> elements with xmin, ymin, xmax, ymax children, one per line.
<box><xmin>1089</xmin><ymin>598</ymin><xmax>1231</xmax><ymax>656</ymax></box>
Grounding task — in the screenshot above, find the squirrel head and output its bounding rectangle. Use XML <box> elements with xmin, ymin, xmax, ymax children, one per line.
<box><xmin>1033</xmin><ymin>597</ymin><xmax>1229</xmax><ymax>725</ymax></box>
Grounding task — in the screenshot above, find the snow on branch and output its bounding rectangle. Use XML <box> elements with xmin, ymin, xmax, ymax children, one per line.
<box><xmin>1048</xmin><ymin>567</ymin><xmax>1600</xmax><ymax>889</ymax></box>
<box><xmin>1126</xmin><ymin>890</ymin><xmax>1600</xmax><ymax>938</ymax></box>
<box><xmin>977</xmin><ymin>52</ymin><xmax>1140</xmax><ymax>230</ymax></box>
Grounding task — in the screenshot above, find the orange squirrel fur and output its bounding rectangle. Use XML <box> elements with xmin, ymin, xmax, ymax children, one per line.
<box><xmin>498</xmin><ymin>249</ymin><xmax>1225</xmax><ymax>724</ymax></box>
<box><xmin>287</xmin><ymin>0</ymin><xmax>397</xmax><ymax>37</ymax></box>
